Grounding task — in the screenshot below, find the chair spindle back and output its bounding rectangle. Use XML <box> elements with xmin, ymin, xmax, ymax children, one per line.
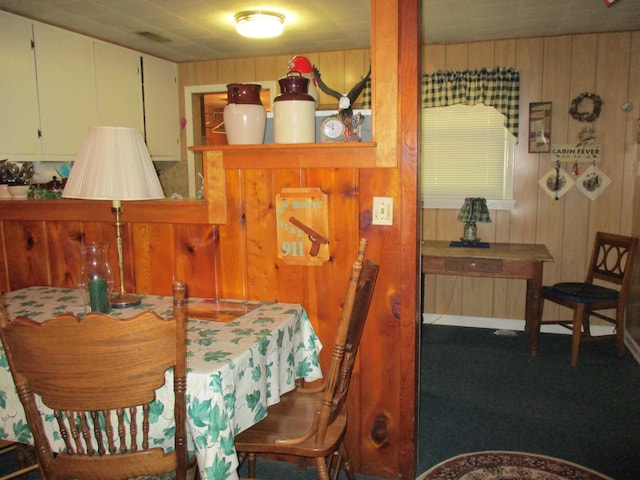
<box><xmin>316</xmin><ymin>238</ymin><xmax>379</xmax><ymax>443</ymax></box>
<box><xmin>0</xmin><ymin>280</ymin><xmax>188</xmax><ymax>480</ymax></box>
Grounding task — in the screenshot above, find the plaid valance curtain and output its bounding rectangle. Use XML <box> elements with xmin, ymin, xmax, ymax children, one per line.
<box><xmin>360</xmin><ymin>80</ymin><xmax>371</xmax><ymax>108</ymax></box>
<box><xmin>422</xmin><ymin>67</ymin><xmax>520</xmax><ymax>138</ymax></box>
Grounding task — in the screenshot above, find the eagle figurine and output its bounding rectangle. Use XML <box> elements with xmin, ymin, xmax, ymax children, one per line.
<box><xmin>312</xmin><ymin>66</ymin><xmax>371</xmax><ymax>141</ymax></box>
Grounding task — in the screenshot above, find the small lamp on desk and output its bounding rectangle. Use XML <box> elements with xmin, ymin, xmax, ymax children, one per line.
<box><xmin>457</xmin><ymin>197</ymin><xmax>491</xmax><ymax>244</ymax></box>
<box><xmin>62</xmin><ymin>126</ymin><xmax>165</xmax><ymax>308</ymax></box>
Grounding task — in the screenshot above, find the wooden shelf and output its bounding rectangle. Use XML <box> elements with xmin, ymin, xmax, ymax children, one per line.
<box><xmin>0</xmin><ymin>198</ymin><xmax>210</xmax><ymax>224</ymax></box>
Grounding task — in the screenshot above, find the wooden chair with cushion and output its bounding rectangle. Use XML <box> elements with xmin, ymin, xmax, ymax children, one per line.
<box><xmin>0</xmin><ymin>280</ymin><xmax>190</xmax><ymax>480</ymax></box>
<box><xmin>235</xmin><ymin>238</ymin><xmax>379</xmax><ymax>480</ymax></box>
<box><xmin>531</xmin><ymin>232</ymin><xmax>638</xmax><ymax>366</ymax></box>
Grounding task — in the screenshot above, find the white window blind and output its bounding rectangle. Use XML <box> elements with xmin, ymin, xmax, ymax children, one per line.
<box><xmin>422</xmin><ymin>104</ymin><xmax>515</xmax><ymax>202</ymax></box>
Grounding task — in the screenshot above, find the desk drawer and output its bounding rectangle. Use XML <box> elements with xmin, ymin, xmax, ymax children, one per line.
<box><xmin>444</xmin><ymin>258</ymin><xmax>503</xmax><ymax>274</ymax></box>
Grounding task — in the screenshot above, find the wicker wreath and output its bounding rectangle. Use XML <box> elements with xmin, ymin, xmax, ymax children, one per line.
<box><xmin>569</xmin><ymin>92</ymin><xmax>602</xmax><ymax>122</ymax></box>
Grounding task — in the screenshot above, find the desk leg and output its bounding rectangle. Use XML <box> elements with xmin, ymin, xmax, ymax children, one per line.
<box><xmin>526</xmin><ymin>262</ymin><xmax>543</xmax><ymax>357</ymax></box>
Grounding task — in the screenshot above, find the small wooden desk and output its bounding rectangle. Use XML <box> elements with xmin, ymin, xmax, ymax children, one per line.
<box><xmin>422</xmin><ymin>241</ymin><xmax>554</xmax><ymax>332</ymax></box>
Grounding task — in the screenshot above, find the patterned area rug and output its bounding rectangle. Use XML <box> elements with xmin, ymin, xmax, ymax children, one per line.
<box><xmin>417</xmin><ymin>451</ymin><xmax>613</xmax><ymax>480</ymax></box>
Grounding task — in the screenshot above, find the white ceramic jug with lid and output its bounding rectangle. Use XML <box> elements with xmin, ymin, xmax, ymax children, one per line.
<box><xmin>273</xmin><ymin>71</ymin><xmax>316</xmax><ymax>144</ymax></box>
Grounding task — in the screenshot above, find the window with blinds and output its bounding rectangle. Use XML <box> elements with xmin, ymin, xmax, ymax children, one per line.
<box><xmin>421</xmin><ymin>104</ymin><xmax>515</xmax><ymax>203</ymax></box>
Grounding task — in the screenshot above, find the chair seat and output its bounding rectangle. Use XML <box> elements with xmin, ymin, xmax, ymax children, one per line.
<box><xmin>547</xmin><ymin>282</ymin><xmax>619</xmax><ymax>302</ymax></box>
<box><xmin>532</xmin><ymin>231</ymin><xmax>638</xmax><ymax>365</ymax></box>
<box><xmin>234</xmin><ymin>390</ymin><xmax>348</xmax><ymax>457</ymax></box>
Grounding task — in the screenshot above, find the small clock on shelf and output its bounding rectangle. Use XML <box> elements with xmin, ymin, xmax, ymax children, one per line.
<box><xmin>320</xmin><ymin>115</ymin><xmax>345</xmax><ymax>142</ymax></box>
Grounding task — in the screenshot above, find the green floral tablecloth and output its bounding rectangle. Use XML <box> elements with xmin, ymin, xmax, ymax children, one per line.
<box><xmin>0</xmin><ymin>287</ymin><xmax>323</xmax><ymax>480</ymax></box>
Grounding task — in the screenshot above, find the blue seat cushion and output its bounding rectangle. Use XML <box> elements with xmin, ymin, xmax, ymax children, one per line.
<box><xmin>548</xmin><ymin>282</ymin><xmax>619</xmax><ymax>302</ymax></box>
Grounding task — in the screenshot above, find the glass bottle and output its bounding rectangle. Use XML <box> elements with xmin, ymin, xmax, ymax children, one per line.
<box><xmin>78</xmin><ymin>243</ymin><xmax>114</xmax><ymax>314</ymax></box>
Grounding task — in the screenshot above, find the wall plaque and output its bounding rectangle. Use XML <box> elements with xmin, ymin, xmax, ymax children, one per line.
<box><xmin>276</xmin><ymin>188</ymin><xmax>329</xmax><ymax>266</ymax></box>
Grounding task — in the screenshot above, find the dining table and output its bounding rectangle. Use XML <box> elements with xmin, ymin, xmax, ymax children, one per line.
<box><xmin>0</xmin><ymin>286</ymin><xmax>324</xmax><ymax>480</ymax></box>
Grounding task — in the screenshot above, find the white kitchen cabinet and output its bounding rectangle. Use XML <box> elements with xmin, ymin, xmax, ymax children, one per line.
<box><xmin>0</xmin><ymin>12</ymin><xmax>40</xmax><ymax>158</ymax></box>
<box><xmin>33</xmin><ymin>23</ymin><xmax>98</xmax><ymax>156</ymax></box>
<box><xmin>142</xmin><ymin>55</ymin><xmax>180</xmax><ymax>161</ymax></box>
<box><xmin>1</xmin><ymin>12</ymin><xmax>178</xmax><ymax>163</ymax></box>
<box><xmin>94</xmin><ymin>42</ymin><xmax>144</xmax><ymax>133</ymax></box>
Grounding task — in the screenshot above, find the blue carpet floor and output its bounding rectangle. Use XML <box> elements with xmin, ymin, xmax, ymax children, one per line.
<box><xmin>419</xmin><ymin>324</ymin><xmax>640</xmax><ymax>480</ymax></box>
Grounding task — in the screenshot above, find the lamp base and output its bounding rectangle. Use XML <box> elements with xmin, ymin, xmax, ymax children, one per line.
<box><xmin>111</xmin><ymin>292</ymin><xmax>142</xmax><ymax>308</ymax></box>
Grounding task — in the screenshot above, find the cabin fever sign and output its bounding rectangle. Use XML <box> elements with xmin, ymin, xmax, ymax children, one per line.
<box><xmin>551</xmin><ymin>144</ymin><xmax>601</xmax><ymax>163</ymax></box>
<box><xmin>276</xmin><ymin>188</ymin><xmax>329</xmax><ymax>266</ymax></box>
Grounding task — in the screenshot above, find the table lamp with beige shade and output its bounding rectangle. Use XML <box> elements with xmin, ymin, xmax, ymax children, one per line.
<box><xmin>62</xmin><ymin>126</ymin><xmax>165</xmax><ymax>307</ymax></box>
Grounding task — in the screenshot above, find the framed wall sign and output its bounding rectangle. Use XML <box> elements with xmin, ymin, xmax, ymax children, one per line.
<box><xmin>529</xmin><ymin>102</ymin><xmax>552</xmax><ymax>153</ymax></box>
<box><xmin>276</xmin><ymin>188</ymin><xmax>330</xmax><ymax>266</ymax></box>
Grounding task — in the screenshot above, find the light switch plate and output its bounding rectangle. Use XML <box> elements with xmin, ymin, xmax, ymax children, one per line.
<box><xmin>372</xmin><ymin>197</ymin><xmax>393</xmax><ymax>225</ymax></box>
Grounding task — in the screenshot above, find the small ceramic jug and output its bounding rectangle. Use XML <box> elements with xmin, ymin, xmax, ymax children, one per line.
<box><xmin>273</xmin><ymin>71</ymin><xmax>316</xmax><ymax>144</ymax></box>
<box><xmin>223</xmin><ymin>83</ymin><xmax>266</xmax><ymax>145</ymax></box>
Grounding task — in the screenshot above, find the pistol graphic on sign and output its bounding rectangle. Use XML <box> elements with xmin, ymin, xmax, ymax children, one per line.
<box><xmin>289</xmin><ymin>217</ymin><xmax>329</xmax><ymax>256</ymax></box>
<box><xmin>275</xmin><ymin>188</ymin><xmax>330</xmax><ymax>266</ymax></box>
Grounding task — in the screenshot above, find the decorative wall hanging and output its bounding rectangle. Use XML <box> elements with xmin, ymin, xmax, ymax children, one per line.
<box><xmin>569</xmin><ymin>92</ymin><xmax>602</xmax><ymax>122</ymax></box>
<box><xmin>551</xmin><ymin>127</ymin><xmax>600</xmax><ymax>165</ymax></box>
<box><xmin>575</xmin><ymin>165</ymin><xmax>611</xmax><ymax>201</ymax></box>
<box><xmin>551</xmin><ymin>145</ymin><xmax>601</xmax><ymax>163</ymax></box>
<box><xmin>529</xmin><ymin>102</ymin><xmax>552</xmax><ymax>153</ymax></box>
<box><xmin>276</xmin><ymin>188</ymin><xmax>329</xmax><ymax>266</ymax></box>
<box><xmin>538</xmin><ymin>161</ymin><xmax>574</xmax><ymax>200</ymax></box>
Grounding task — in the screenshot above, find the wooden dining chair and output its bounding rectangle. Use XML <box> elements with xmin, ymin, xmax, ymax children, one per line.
<box><xmin>531</xmin><ymin>232</ymin><xmax>638</xmax><ymax>366</ymax></box>
<box><xmin>235</xmin><ymin>238</ymin><xmax>379</xmax><ymax>480</ymax></box>
<box><xmin>0</xmin><ymin>439</ymin><xmax>41</xmax><ymax>480</ymax></box>
<box><xmin>0</xmin><ymin>280</ymin><xmax>191</xmax><ymax>480</ymax></box>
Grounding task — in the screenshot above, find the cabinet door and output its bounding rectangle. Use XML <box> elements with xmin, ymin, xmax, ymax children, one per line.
<box><xmin>94</xmin><ymin>42</ymin><xmax>144</xmax><ymax>133</ymax></box>
<box><xmin>0</xmin><ymin>12</ymin><xmax>40</xmax><ymax>157</ymax></box>
<box><xmin>142</xmin><ymin>56</ymin><xmax>180</xmax><ymax>160</ymax></box>
<box><xmin>34</xmin><ymin>23</ymin><xmax>97</xmax><ymax>155</ymax></box>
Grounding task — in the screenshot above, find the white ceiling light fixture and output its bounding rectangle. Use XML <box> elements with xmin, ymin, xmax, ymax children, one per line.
<box><xmin>235</xmin><ymin>10</ymin><xmax>285</xmax><ymax>38</ymax></box>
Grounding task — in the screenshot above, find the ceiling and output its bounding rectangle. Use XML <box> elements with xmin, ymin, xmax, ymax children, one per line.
<box><xmin>0</xmin><ymin>0</ymin><xmax>639</xmax><ymax>63</ymax></box>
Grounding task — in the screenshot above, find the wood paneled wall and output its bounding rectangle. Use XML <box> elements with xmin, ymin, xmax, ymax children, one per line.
<box><xmin>0</xmin><ymin>2</ymin><xmax>421</xmax><ymax>479</ymax></box>
<box><xmin>422</xmin><ymin>32</ymin><xmax>640</xmax><ymax>340</ymax></box>
<box><xmin>174</xmin><ymin>31</ymin><xmax>418</xmax><ymax>480</ymax></box>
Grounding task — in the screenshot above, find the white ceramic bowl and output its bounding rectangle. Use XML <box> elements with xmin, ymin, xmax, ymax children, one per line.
<box><xmin>8</xmin><ymin>185</ymin><xmax>30</xmax><ymax>199</ymax></box>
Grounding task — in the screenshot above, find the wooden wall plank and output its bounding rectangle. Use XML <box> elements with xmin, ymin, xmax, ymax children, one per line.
<box><xmin>131</xmin><ymin>223</ymin><xmax>175</xmax><ymax>295</ymax></box>
<box><xmin>271</xmin><ymin>170</ymin><xmax>307</xmax><ymax>305</ymax></box>
<box><xmin>0</xmin><ymin>222</ymin><xmax>8</xmax><ymax>292</ymax></box>
<box><xmin>318</xmin><ymin>50</ymin><xmax>346</xmax><ymax>107</ymax></box>
<box><xmin>46</xmin><ymin>221</ymin><xmax>83</xmax><ymax>288</ymax></box>
<box><xmin>172</xmin><ymin>224</ymin><xmax>218</xmax><ymax>298</ymax></box>
<box><xmin>422</xmin><ymin>44</ymin><xmax>445</xmax><ymax>73</ymax></box>
<box><xmin>358</xmin><ymin>165</ymin><xmax>403</xmax><ymax>475</ymax></box>
<box><xmin>444</xmin><ymin>43</ymin><xmax>469</xmax><ymax>71</ymax></box>
<box><xmin>593</xmin><ymin>33</ymin><xmax>632</xmax><ymax>237</ymax></box>
<box><xmin>468</xmin><ymin>42</ymin><xmax>495</xmax><ymax>69</ymax></box>
<box><xmin>560</xmin><ymin>34</ymin><xmax>597</xmax><ymax>293</ymax></box>
<box><xmin>628</xmin><ymin>33</ymin><xmax>640</xmax><ymax>341</ymax></box>
<box><xmin>3</xmin><ymin>221</ymin><xmax>50</xmax><ymax>289</ymax></box>
<box><xmin>218</xmin><ymin>168</ymin><xmax>248</xmax><ymax>298</ymax></box>
<box><xmin>243</xmin><ymin>168</ymin><xmax>280</xmax><ymax>302</ymax></box>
